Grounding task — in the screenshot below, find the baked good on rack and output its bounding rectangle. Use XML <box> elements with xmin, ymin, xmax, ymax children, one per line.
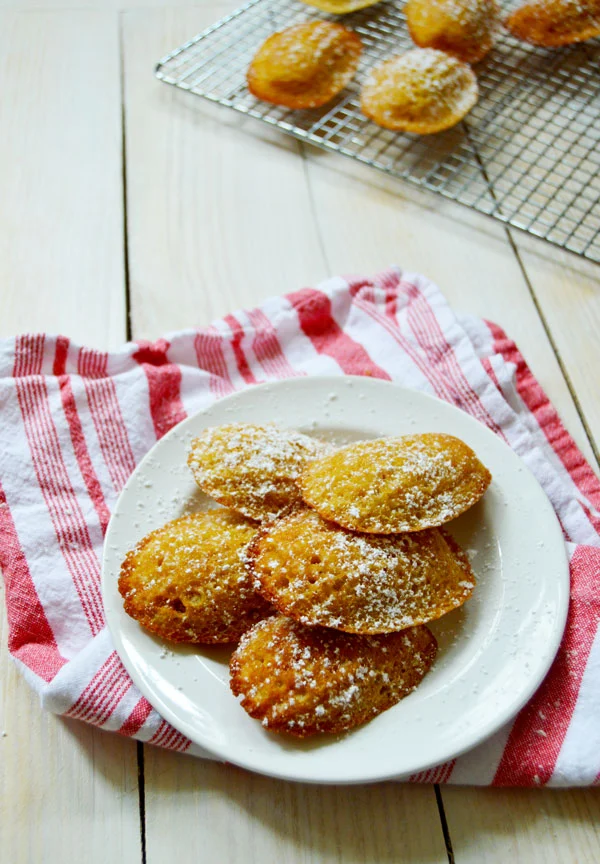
<box><xmin>188</xmin><ymin>423</ymin><xmax>332</xmax><ymax>521</ymax></box>
<box><xmin>249</xmin><ymin>508</ymin><xmax>475</xmax><ymax>632</ymax></box>
<box><xmin>119</xmin><ymin>510</ymin><xmax>271</xmax><ymax>644</ymax></box>
<box><xmin>247</xmin><ymin>21</ymin><xmax>363</xmax><ymax>110</ymax></box>
<box><xmin>299</xmin><ymin>432</ymin><xmax>491</xmax><ymax>532</ymax></box>
<box><xmin>299</xmin><ymin>0</ymin><xmax>380</xmax><ymax>13</ymax></box>
<box><xmin>360</xmin><ymin>48</ymin><xmax>478</xmax><ymax>133</ymax></box>
<box><xmin>505</xmin><ymin>0</ymin><xmax>600</xmax><ymax>46</ymax></box>
<box><xmin>230</xmin><ymin>615</ymin><xmax>437</xmax><ymax>736</ymax></box>
<box><xmin>406</xmin><ymin>0</ymin><xmax>500</xmax><ymax>64</ymax></box>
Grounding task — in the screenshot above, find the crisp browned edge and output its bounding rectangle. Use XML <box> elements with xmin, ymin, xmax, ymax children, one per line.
<box><xmin>246</xmin><ymin>23</ymin><xmax>363</xmax><ymax>111</ymax></box>
<box><xmin>229</xmin><ymin>620</ymin><xmax>439</xmax><ymax>737</ymax></box>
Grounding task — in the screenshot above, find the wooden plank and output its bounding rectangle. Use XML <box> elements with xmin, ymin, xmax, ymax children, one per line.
<box><xmin>300</xmin><ymin>156</ymin><xmax>600</xmax><ymax>860</ymax></box>
<box><xmin>122</xmin><ymin>8</ymin><xmax>447</xmax><ymax>863</ymax></box>
<box><xmin>304</xmin><ymin>153</ymin><xmax>598</xmax><ymax>468</ymax></box>
<box><xmin>443</xmin><ymin>787</ymin><xmax>600</xmax><ymax>863</ymax></box>
<box><xmin>509</xmin><ymin>237</ymin><xmax>600</xmax><ymax>457</ymax></box>
<box><xmin>0</xmin><ymin>10</ymin><xmax>139</xmax><ymax>864</ymax></box>
<box><xmin>141</xmin><ymin>757</ymin><xmax>447</xmax><ymax>863</ymax></box>
<box><xmin>123</xmin><ymin>5</ymin><xmax>330</xmax><ymax>339</ymax></box>
<box><xmin>0</xmin><ymin>10</ymin><xmax>126</xmax><ymax>349</ymax></box>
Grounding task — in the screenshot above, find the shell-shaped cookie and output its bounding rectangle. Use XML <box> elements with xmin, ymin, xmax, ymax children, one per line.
<box><xmin>249</xmin><ymin>508</ymin><xmax>475</xmax><ymax>633</ymax></box>
<box><xmin>406</xmin><ymin>0</ymin><xmax>500</xmax><ymax>64</ymax></box>
<box><xmin>119</xmin><ymin>510</ymin><xmax>270</xmax><ymax>644</ymax></box>
<box><xmin>247</xmin><ymin>21</ymin><xmax>362</xmax><ymax>110</ymax></box>
<box><xmin>505</xmin><ymin>0</ymin><xmax>600</xmax><ymax>46</ymax></box>
<box><xmin>188</xmin><ymin>423</ymin><xmax>332</xmax><ymax>521</ymax></box>
<box><xmin>360</xmin><ymin>48</ymin><xmax>478</xmax><ymax>134</ymax></box>
<box><xmin>300</xmin><ymin>0</ymin><xmax>380</xmax><ymax>13</ymax></box>
<box><xmin>230</xmin><ymin>615</ymin><xmax>437</xmax><ymax>736</ymax></box>
<box><xmin>299</xmin><ymin>433</ymin><xmax>491</xmax><ymax>533</ymax></box>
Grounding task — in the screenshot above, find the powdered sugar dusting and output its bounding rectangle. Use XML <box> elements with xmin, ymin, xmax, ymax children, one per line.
<box><xmin>188</xmin><ymin>423</ymin><xmax>333</xmax><ymax>520</ymax></box>
<box><xmin>252</xmin><ymin>508</ymin><xmax>476</xmax><ymax>632</ymax></box>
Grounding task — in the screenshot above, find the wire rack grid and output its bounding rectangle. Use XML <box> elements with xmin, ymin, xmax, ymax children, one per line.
<box><xmin>155</xmin><ymin>0</ymin><xmax>600</xmax><ymax>262</ymax></box>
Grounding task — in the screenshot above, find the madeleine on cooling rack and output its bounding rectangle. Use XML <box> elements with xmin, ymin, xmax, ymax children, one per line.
<box><xmin>247</xmin><ymin>21</ymin><xmax>362</xmax><ymax>110</ymax></box>
<box><xmin>506</xmin><ymin>0</ymin><xmax>600</xmax><ymax>46</ymax></box>
<box><xmin>360</xmin><ymin>48</ymin><xmax>478</xmax><ymax>134</ymax></box>
<box><xmin>406</xmin><ymin>0</ymin><xmax>500</xmax><ymax>64</ymax></box>
<box><xmin>300</xmin><ymin>0</ymin><xmax>381</xmax><ymax>13</ymax></box>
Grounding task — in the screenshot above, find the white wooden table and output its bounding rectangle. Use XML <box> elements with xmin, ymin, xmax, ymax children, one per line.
<box><xmin>1</xmin><ymin>2</ymin><xmax>599</xmax><ymax>861</ymax></box>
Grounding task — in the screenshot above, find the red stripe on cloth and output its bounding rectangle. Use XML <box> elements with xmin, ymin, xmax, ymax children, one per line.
<box><xmin>487</xmin><ymin>320</ymin><xmax>600</xmax><ymax>528</ymax></box>
<box><xmin>246</xmin><ymin>308</ymin><xmax>302</xmax><ymax>379</ymax></box>
<box><xmin>438</xmin><ymin>760</ymin><xmax>456</xmax><ymax>783</ymax></box>
<box><xmin>347</xmin><ymin>283</ymin><xmax>459</xmax><ymax>402</ymax></box>
<box><xmin>481</xmin><ymin>357</ymin><xmax>502</xmax><ymax>393</ymax></box>
<box><xmin>14</xmin><ymin>369</ymin><xmax>105</xmax><ymax>635</ymax></box>
<box><xmin>58</xmin><ymin>376</ymin><xmax>111</xmax><ymax>535</ymax></box>
<box><xmin>223</xmin><ymin>315</ymin><xmax>259</xmax><ymax>385</ymax></box>
<box><xmin>118</xmin><ymin>697</ymin><xmax>154</xmax><ymax>738</ymax></box>
<box><xmin>84</xmin><ymin>377</ymin><xmax>137</xmax><ymax>493</ymax></box>
<box><xmin>14</xmin><ymin>334</ymin><xmax>45</xmax><ymax>377</ymax></box>
<box><xmin>0</xmin><ymin>482</ymin><xmax>66</xmax><ymax>682</ymax></box>
<box><xmin>193</xmin><ymin>327</ymin><xmax>234</xmax><ymax>398</ymax></box>
<box><xmin>53</xmin><ymin>337</ymin><xmax>69</xmax><ymax>376</ymax></box>
<box><xmin>67</xmin><ymin>652</ymin><xmax>133</xmax><ymax>727</ymax></box>
<box><xmin>66</xmin><ymin>653</ymin><xmax>122</xmax><ymax>720</ymax></box>
<box><xmin>148</xmin><ymin>719</ymin><xmax>190</xmax><ymax>752</ymax></box>
<box><xmin>78</xmin><ymin>347</ymin><xmax>109</xmax><ymax>379</ymax></box>
<box><xmin>132</xmin><ymin>339</ymin><xmax>187</xmax><ymax>440</ymax></box>
<box><xmin>493</xmin><ymin>545</ymin><xmax>600</xmax><ymax>786</ymax></box>
<box><xmin>406</xmin><ymin>288</ymin><xmax>504</xmax><ymax>436</ymax></box>
<box><xmin>287</xmin><ymin>288</ymin><xmax>390</xmax><ymax>379</ymax></box>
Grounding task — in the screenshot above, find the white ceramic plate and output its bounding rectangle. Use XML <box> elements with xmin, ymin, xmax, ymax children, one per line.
<box><xmin>102</xmin><ymin>377</ymin><xmax>569</xmax><ymax>784</ymax></box>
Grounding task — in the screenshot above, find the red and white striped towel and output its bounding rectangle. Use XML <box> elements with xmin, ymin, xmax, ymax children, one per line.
<box><xmin>1</xmin><ymin>267</ymin><xmax>599</xmax><ymax>786</ymax></box>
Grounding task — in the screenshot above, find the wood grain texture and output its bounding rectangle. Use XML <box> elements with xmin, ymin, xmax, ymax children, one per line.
<box><xmin>143</xmin><ymin>755</ymin><xmax>449</xmax><ymax>864</ymax></box>
<box><xmin>123</xmin><ymin>8</ymin><xmax>446</xmax><ymax>861</ymax></box>
<box><xmin>443</xmin><ymin>787</ymin><xmax>600</xmax><ymax>863</ymax></box>
<box><xmin>0</xmin><ymin>10</ymin><xmax>125</xmax><ymax>349</ymax></box>
<box><xmin>123</xmin><ymin>5</ymin><xmax>330</xmax><ymax>339</ymax></box>
<box><xmin>509</xmin><ymin>236</ymin><xmax>600</xmax><ymax>458</ymax></box>
<box><xmin>0</xmin><ymin>602</ymin><xmax>141</xmax><ymax>864</ymax></box>
<box><xmin>303</xmin><ymin>152</ymin><xmax>599</xmax><ymax>469</ymax></box>
<box><xmin>301</xmin><ymin>150</ymin><xmax>600</xmax><ymax>861</ymax></box>
<box><xmin>0</xmin><ymin>11</ymin><xmax>140</xmax><ymax>864</ymax></box>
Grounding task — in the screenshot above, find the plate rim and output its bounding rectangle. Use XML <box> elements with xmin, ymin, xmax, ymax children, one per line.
<box><xmin>101</xmin><ymin>376</ymin><xmax>570</xmax><ymax>784</ymax></box>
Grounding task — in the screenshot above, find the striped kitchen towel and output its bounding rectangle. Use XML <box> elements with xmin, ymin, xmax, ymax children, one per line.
<box><xmin>1</xmin><ymin>267</ymin><xmax>599</xmax><ymax>786</ymax></box>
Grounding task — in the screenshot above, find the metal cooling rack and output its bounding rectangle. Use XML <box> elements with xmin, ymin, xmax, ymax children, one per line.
<box><xmin>156</xmin><ymin>1</ymin><xmax>600</xmax><ymax>262</ymax></box>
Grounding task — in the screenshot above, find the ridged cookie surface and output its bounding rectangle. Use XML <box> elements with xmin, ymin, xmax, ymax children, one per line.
<box><xmin>406</xmin><ymin>0</ymin><xmax>499</xmax><ymax>63</ymax></box>
<box><xmin>360</xmin><ymin>49</ymin><xmax>478</xmax><ymax>134</ymax></box>
<box><xmin>250</xmin><ymin>508</ymin><xmax>475</xmax><ymax>633</ymax></box>
<box><xmin>299</xmin><ymin>433</ymin><xmax>491</xmax><ymax>532</ymax></box>
<box><xmin>188</xmin><ymin>423</ymin><xmax>331</xmax><ymax>521</ymax></box>
<box><xmin>119</xmin><ymin>510</ymin><xmax>270</xmax><ymax>644</ymax></box>
<box><xmin>230</xmin><ymin>615</ymin><xmax>437</xmax><ymax>736</ymax></box>
<box><xmin>506</xmin><ymin>0</ymin><xmax>600</xmax><ymax>46</ymax></box>
<box><xmin>247</xmin><ymin>22</ymin><xmax>362</xmax><ymax>110</ymax></box>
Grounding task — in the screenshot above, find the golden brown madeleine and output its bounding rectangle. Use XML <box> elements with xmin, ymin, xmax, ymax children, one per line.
<box><xmin>249</xmin><ymin>508</ymin><xmax>475</xmax><ymax>633</ymax></box>
<box><xmin>247</xmin><ymin>21</ymin><xmax>362</xmax><ymax>110</ymax></box>
<box><xmin>360</xmin><ymin>48</ymin><xmax>478</xmax><ymax>134</ymax></box>
<box><xmin>188</xmin><ymin>423</ymin><xmax>332</xmax><ymax>521</ymax></box>
<box><xmin>406</xmin><ymin>0</ymin><xmax>500</xmax><ymax>64</ymax></box>
<box><xmin>230</xmin><ymin>616</ymin><xmax>437</xmax><ymax>736</ymax></box>
<box><xmin>505</xmin><ymin>0</ymin><xmax>600</xmax><ymax>46</ymax></box>
<box><xmin>300</xmin><ymin>433</ymin><xmax>491</xmax><ymax>533</ymax></box>
<box><xmin>300</xmin><ymin>0</ymin><xmax>380</xmax><ymax>13</ymax></box>
<box><xmin>119</xmin><ymin>510</ymin><xmax>271</xmax><ymax>644</ymax></box>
